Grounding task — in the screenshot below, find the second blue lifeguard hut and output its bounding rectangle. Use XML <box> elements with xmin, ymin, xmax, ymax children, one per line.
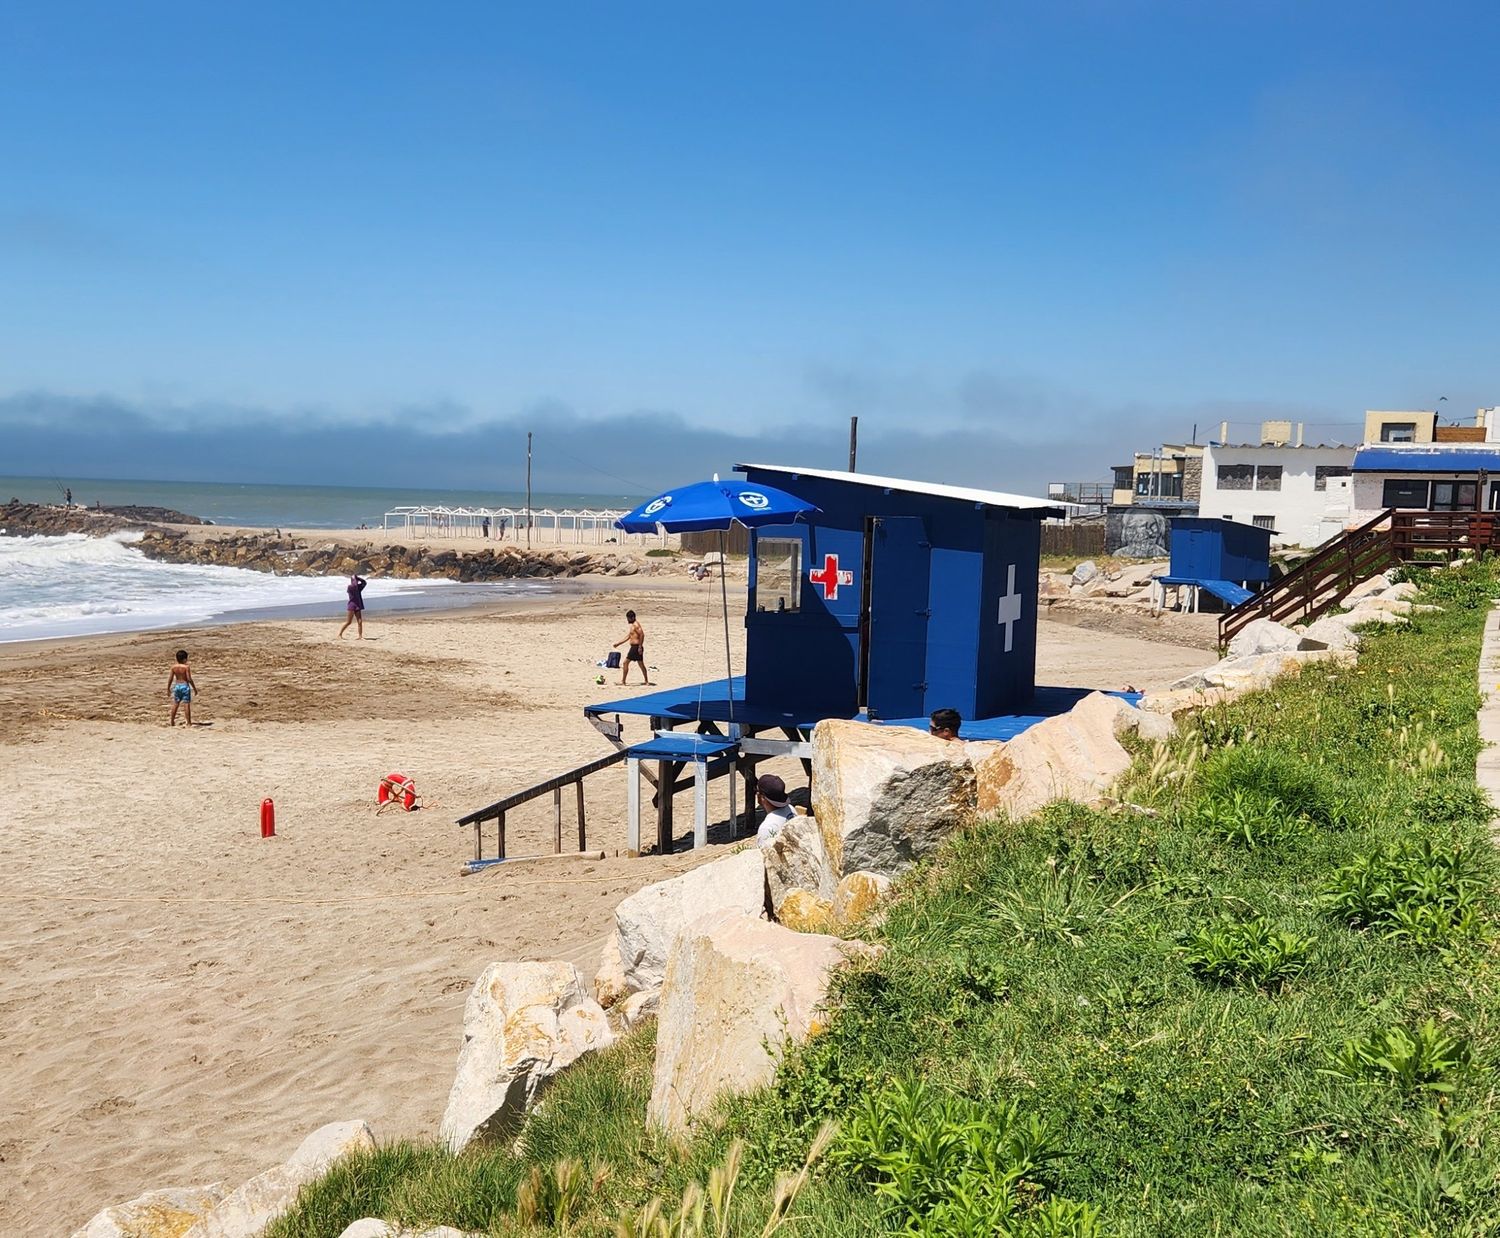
<box><xmin>734</xmin><ymin>464</ymin><xmax>1063</xmax><ymax>723</ymax></box>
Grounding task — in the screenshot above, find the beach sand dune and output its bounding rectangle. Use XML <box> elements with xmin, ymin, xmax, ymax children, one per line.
<box><xmin>0</xmin><ymin>588</ymin><xmax>1213</xmax><ymax>1234</ymax></box>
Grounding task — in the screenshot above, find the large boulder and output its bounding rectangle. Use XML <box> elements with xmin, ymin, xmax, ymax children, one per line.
<box><xmin>973</xmin><ymin>692</ymin><xmax>1139</xmax><ymax>820</ymax></box>
<box><xmin>648</xmin><ymin>912</ymin><xmax>876</xmax><ymax>1131</ymax></box>
<box><xmin>1385</xmin><ymin>581</ymin><xmax>1420</xmax><ymax>601</ymax></box>
<box><xmin>1167</xmin><ymin>649</ymin><xmax>1355</xmax><ymax>693</ymax></box>
<box><xmin>1341</xmin><ymin>604</ymin><xmax>1407</xmax><ymax>627</ymax></box>
<box><xmin>74</xmin><ymin>1185</ymin><xmax>225</xmax><ymax>1238</ymax></box>
<box><xmin>776</xmin><ymin>888</ymin><xmax>836</xmax><ymax>933</ymax></box>
<box><xmin>610</xmin><ymin>849</ymin><xmax>768</xmax><ymax>998</ymax></box>
<box><xmin>1345</xmin><ymin>574</ymin><xmax>1394</xmax><ymax>603</ymax></box>
<box><xmin>1226</xmin><ymin>617</ymin><xmax>1304</xmax><ymax>659</ymax></box>
<box><xmin>1299</xmin><ymin>614</ymin><xmax>1362</xmax><ymax>652</ymax></box>
<box><xmin>1137</xmin><ymin>685</ymin><xmax>1240</xmax><ymax>718</ymax></box>
<box><xmin>182</xmin><ymin>1121</ymin><xmax>375</xmax><ymax>1238</ymax></box>
<box><xmin>811</xmin><ymin>721</ymin><xmax>975</xmax><ymax>881</ymax></box>
<box><xmin>1071</xmin><ymin>560</ymin><xmax>1099</xmax><ymax>586</ymax></box>
<box><xmin>440</xmin><ymin>962</ymin><xmax>614</xmax><ymax>1151</ymax></box>
<box><xmin>833</xmin><ymin>870</ymin><xmax>892</xmax><ymax>924</ymax></box>
<box><xmin>762</xmin><ymin>814</ymin><xmax>835</xmax><ymax>916</ymax></box>
<box><xmin>592</xmin><ymin>935</ymin><xmax>629</xmax><ymax>1009</ymax></box>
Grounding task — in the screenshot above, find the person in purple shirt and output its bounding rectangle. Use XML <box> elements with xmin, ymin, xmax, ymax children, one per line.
<box><xmin>338</xmin><ymin>573</ymin><xmax>368</xmax><ymax>639</ymax></box>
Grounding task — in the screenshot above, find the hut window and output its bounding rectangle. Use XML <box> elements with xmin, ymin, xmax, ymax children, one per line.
<box><xmin>756</xmin><ymin>539</ymin><xmax>802</xmax><ymax>613</ymax></box>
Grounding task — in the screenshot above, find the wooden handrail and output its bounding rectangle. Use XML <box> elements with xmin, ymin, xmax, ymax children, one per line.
<box><xmin>457</xmin><ymin>748</ymin><xmax>628</xmax><ymax>867</ymax></box>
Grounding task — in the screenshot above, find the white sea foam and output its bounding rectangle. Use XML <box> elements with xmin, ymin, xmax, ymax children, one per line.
<box><xmin>0</xmin><ymin>533</ymin><xmax>453</xmax><ymax>642</ymax></box>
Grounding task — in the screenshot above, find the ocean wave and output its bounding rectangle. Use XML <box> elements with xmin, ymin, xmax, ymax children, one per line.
<box><xmin>0</xmin><ymin>533</ymin><xmax>452</xmax><ymax>642</ymax></box>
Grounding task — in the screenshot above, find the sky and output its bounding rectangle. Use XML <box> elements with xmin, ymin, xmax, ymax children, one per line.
<box><xmin>3</xmin><ymin>1</ymin><xmax>1498</xmax><ymax>496</ymax></box>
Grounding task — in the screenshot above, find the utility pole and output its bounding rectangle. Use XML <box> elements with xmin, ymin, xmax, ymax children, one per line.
<box><xmin>848</xmin><ymin>416</ymin><xmax>859</xmax><ymax>471</ymax></box>
<box><xmin>525</xmin><ymin>431</ymin><xmax>532</xmax><ymax>548</ymax></box>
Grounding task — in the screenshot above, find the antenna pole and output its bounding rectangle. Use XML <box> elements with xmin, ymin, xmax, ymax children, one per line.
<box><xmin>848</xmin><ymin>416</ymin><xmax>858</xmax><ymax>471</ymax></box>
<box><xmin>525</xmin><ymin>431</ymin><xmax>533</xmax><ymax>548</ymax></box>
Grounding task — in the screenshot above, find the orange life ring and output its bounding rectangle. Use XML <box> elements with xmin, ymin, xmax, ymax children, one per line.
<box><xmin>378</xmin><ymin>772</ymin><xmax>417</xmax><ymax>811</ymax></box>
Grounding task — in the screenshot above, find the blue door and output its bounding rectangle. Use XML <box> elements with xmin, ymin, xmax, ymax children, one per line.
<box><xmin>866</xmin><ymin>516</ymin><xmax>931</xmax><ymax>719</ymax></box>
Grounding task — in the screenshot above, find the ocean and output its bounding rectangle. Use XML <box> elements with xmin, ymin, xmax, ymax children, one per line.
<box><xmin>0</xmin><ymin>474</ymin><xmax>641</xmax><ymax>530</ymax></box>
<box><xmin>0</xmin><ymin>473</ymin><xmax>637</xmax><ymax>643</ymax></box>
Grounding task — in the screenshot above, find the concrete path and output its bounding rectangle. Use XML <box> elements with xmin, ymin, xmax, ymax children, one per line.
<box><xmin>1475</xmin><ymin>606</ymin><xmax>1500</xmax><ymax>820</ymax></box>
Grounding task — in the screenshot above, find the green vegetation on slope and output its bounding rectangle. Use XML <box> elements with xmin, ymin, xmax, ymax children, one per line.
<box><xmin>269</xmin><ymin>559</ymin><xmax>1500</xmax><ymax>1237</ymax></box>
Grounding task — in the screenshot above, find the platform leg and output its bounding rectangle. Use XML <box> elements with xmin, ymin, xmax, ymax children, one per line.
<box><xmin>626</xmin><ymin>758</ymin><xmax>641</xmax><ymax>854</ymax></box>
<box><xmin>553</xmin><ymin>786</ymin><xmax>563</xmax><ymax>853</ymax></box>
<box><xmin>576</xmin><ymin>780</ymin><xmax>586</xmax><ymax>851</ymax></box>
<box><xmin>658</xmin><ymin>760</ymin><xmax>679</xmax><ymax>855</ymax></box>
<box><xmin>693</xmin><ymin>760</ymin><xmax>708</xmax><ymax>850</ymax></box>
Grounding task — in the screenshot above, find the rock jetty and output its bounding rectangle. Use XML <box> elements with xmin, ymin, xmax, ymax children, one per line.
<box><xmin>0</xmin><ymin>501</ymin><xmax>653</xmax><ymax>581</ymax></box>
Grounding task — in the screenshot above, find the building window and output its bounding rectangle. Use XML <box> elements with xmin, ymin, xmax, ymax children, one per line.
<box><xmin>1217</xmin><ymin>464</ymin><xmax>1254</xmax><ymax>491</ymax></box>
<box><xmin>1381</xmin><ymin>479</ymin><xmax>1430</xmax><ymax>508</ymax></box>
<box><xmin>1315</xmin><ymin>465</ymin><xmax>1351</xmax><ymax>491</ymax></box>
<box><xmin>1381</xmin><ymin>423</ymin><xmax>1417</xmax><ymax>443</ymax></box>
<box><xmin>754</xmin><ymin>538</ymin><xmax>802</xmax><ymax>613</ymax></box>
<box><xmin>1253</xmin><ymin>515</ymin><xmax>1275</xmax><ymax>530</ymax></box>
<box><xmin>1254</xmin><ymin>465</ymin><xmax>1283</xmax><ymax>492</ymax></box>
<box><xmin>1112</xmin><ymin>466</ymin><xmax>1134</xmax><ymax>492</ymax></box>
<box><xmin>1135</xmin><ymin>472</ymin><xmax>1182</xmax><ymax>498</ymax></box>
<box><xmin>1431</xmin><ymin>482</ymin><xmax>1477</xmax><ymax>512</ymax></box>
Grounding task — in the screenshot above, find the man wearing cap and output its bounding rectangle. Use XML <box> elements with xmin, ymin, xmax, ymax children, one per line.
<box><xmin>754</xmin><ymin>773</ymin><xmax>797</xmax><ymax>847</ymax></box>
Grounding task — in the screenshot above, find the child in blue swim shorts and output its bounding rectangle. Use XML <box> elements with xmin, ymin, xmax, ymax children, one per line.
<box><xmin>167</xmin><ymin>649</ymin><xmax>199</xmax><ymax>727</ymax></box>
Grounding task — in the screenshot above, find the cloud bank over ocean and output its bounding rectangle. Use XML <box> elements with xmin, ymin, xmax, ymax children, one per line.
<box><xmin>0</xmin><ymin>383</ymin><xmax>1350</xmax><ymax>498</ymax></box>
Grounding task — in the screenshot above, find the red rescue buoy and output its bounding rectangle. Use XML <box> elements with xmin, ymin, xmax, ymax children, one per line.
<box><xmin>377</xmin><ymin>772</ymin><xmax>417</xmax><ymax>812</ymax></box>
<box><xmin>260</xmin><ymin>798</ymin><xmax>276</xmax><ymax>838</ymax></box>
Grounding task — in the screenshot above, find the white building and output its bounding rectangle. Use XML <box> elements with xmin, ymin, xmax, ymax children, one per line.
<box><xmin>1198</xmin><ymin>433</ymin><xmax>1355</xmax><ymax>549</ymax></box>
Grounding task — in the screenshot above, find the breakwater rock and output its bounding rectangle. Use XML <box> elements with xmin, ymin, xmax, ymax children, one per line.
<box><xmin>0</xmin><ymin>500</ymin><xmax>205</xmax><ymax>537</ymax></box>
<box><xmin>135</xmin><ymin>529</ymin><xmax>651</xmax><ymax>581</ymax></box>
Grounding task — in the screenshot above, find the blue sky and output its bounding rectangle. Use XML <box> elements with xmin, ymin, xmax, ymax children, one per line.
<box><xmin>3</xmin><ymin>2</ymin><xmax>1498</xmax><ymax>493</ymax></box>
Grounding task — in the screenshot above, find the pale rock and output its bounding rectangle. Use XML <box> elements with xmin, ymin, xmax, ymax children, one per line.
<box><xmin>648</xmin><ymin>912</ymin><xmax>876</xmax><ymax>1131</ymax></box>
<box><xmin>440</xmin><ymin>962</ymin><xmax>614</xmax><ymax>1151</ymax></box>
<box><xmin>762</xmin><ymin>815</ymin><xmax>835</xmax><ymax>916</ymax></box>
<box><xmin>972</xmin><ymin>691</ymin><xmax>1135</xmax><ymax>820</ymax></box>
<box><xmin>592</xmin><ymin>935</ymin><xmax>629</xmax><ymax>1009</ymax></box>
<box><xmin>1345</xmin><ymin>574</ymin><xmax>1393</xmax><ymax>603</ymax></box>
<box><xmin>1299</xmin><ymin>615</ymin><xmax>1362</xmax><ymax>652</ymax></box>
<box><xmin>811</xmin><ymin>720</ymin><xmax>975</xmax><ymax>881</ymax></box>
<box><xmin>183</xmin><ymin>1121</ymin><xmax>375</xmax><ymax>1238</ymax></box>
<box><xmin>1353</xmin><ymin>597</ymin><xmax>1414</xmax><ymax>617</ymax></box>
<box><xmin>1342</xmin><ymin>604</ymin><xmax>1407</xmax><ymax>626</ymax></box>
<box><xmin>1137</xmin><ymin>685</ymin><xmax>1241</xmax><ymax>717</ymax></box>
<box><xmin>74</xmin><ymin>1185</ymin><xmax>224</xmax><ymax>1238</ymax></box>
<box><xmin>1167</xmin><ymin>649</ymin><xmax>1355</xmax><ymax>693</ymax></box>
<box><xmin>337</xmin><ymin>1225</ymin><xmax>474</xmax><ymax>1238</ymax></box>
<box><xmin>1384</xmin><ymin>581</ymin><xmax>1419</xmax><ymax>601</ymax></box>
<box><xmin>1071</xmin><ymin>560</ymin><xmax>1099</xmax><ymax>586</ymax></box>
<box><xmin>620</xmin><ymin>988</ymin><xmax>658</xmax><ymax>1028</ymax></box>
<box><xmin>1226</xmin><ymin>617</ymin><xmax>1303</xmax><ymax>659</ymax></box>
<box><xmin>611</xmin><ymin>849</ymin><xmax>767</xmax><ymax>997</ymax></box>
<box><xmin>1038</xmin><ymin>575</ymin><xmax>1069</xmax><ymax>598</ymax></box>
<box><xmin>776</xmin><ymin>888</ymin><xmax>836</xmax><ymax>933</ymax></box>
<box><xmin>833</xmin><ymin>870</ymin><xmax>892</xmax><ymax>923</ymax></box>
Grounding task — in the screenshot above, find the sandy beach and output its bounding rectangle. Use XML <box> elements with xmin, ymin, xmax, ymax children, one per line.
<box><xmin>0</xmin><ymin>577</ymin><xmax>1215</xmax><ymax>1235</ymax></box>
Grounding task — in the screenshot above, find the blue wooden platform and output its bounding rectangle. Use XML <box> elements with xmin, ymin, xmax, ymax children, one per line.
<box><xmin>1158</xmin><ymin>576</ymin><xmax>1255</xmax><ymax>607</ymax></box>
<box><xmin>586</xmin><ymin>679</ymin><xmax>1139</xmax><ymax>742</ymax></box>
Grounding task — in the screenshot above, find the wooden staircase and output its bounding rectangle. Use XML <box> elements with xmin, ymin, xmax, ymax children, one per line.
<box><xmin>1218</xmin><ymin>510</ymin><xmax>1400</xmax><ymax>645</ymax></box>
<box><xmin>1219</xmin><ymin>508</ymin><xmax>1500</xmax><ymax>645</ymax></box>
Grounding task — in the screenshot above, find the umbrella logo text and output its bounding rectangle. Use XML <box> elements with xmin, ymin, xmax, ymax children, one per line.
<box><xmin>643</xmin><ymin>496</ymin><xmax>672</xmax><ymax>516</ymax></box>
<box><xmin>737</xmin><ymin>491</ymin><xmax>770</xmax><ymax>510</ymax></box>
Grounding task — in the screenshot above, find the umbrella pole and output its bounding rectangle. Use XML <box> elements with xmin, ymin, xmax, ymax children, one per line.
<box><xmin>719</xmin><ymin>529</ymin><xmax>735</xmax><ymax>729</ymax></box>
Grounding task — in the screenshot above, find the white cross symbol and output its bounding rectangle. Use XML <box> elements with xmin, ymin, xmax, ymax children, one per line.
<box><xmin>997</xmin><ymin>563</ymin><xmax>1023</xmax><ymax>652</ymax></box>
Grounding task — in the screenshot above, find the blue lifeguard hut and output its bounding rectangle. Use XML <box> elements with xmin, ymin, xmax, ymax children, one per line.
<box><xmin>461</xmin><ymin>465</ymin><xmax>1074</xmax><ymax>863</ymax></box>
<box><xmin>1155</xmin><ymin>516</ymin><xmax>1273</xmax><ymax>612</ymax></box>
<box><xmin>735</xmin><ymin>464</ymin><xmax>1062</xmax><ymax>722</ymax></box>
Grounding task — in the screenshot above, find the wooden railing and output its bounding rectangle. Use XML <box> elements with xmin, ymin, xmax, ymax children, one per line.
<box><xmin>456</xmin><ymin>749</ymin><xmax>627</xmax><ymax>871</ymax></box>
<box><xmin>1220</xmin><ymin>508</ymin><xmax>1500</xmax><ymax>645</ymax></box>
<box><xmin>1219</xmin><ymin>509</ymin><xmax>1399</xmax><ymax>645</ymax></box>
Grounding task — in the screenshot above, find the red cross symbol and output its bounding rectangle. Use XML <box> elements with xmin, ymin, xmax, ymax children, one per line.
<box><xmin>808</xmin><ymin>553</ymin><xmax>854</xmax><ymax>600</ymax></box>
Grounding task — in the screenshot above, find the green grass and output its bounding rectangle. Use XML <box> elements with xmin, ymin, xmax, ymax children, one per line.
<box><xmin>269</xmin><ymin>557</ymin><xmax>1500</xmax><ymax>1236</ymax></box>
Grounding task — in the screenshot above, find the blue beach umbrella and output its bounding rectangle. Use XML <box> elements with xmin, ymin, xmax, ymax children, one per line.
<box><xmin>616</xmin><ymin>477</ymin><xmax>817</xmax><ymax>534</ymax></box>
<box><xmin>615</xmin><ymin>476</ymin><xmax>818</xmax><ymax>727</ymax></box>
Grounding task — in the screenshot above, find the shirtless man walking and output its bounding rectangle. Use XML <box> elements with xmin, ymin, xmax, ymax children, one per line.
<box><xmin>613</xmin><ymin>609</ymin><xmax>650</xmax><ymax>686</ymax></box>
